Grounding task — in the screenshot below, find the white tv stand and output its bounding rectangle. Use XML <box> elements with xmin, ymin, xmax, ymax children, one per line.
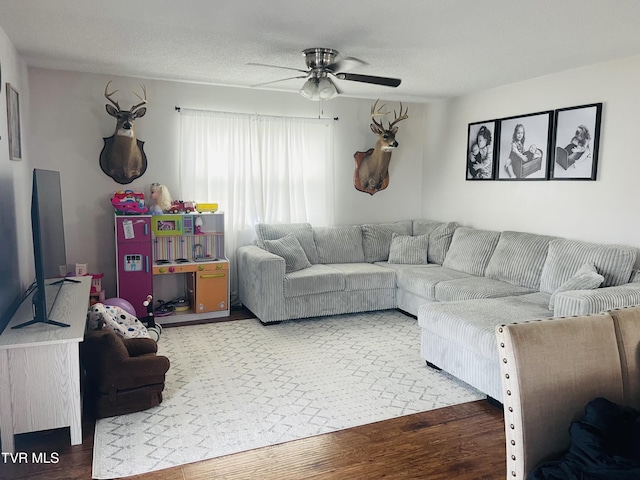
<box><xmin>0</xmin><ymin>276</ymin><xmax>91</xmax><ymax>453</ymax></box>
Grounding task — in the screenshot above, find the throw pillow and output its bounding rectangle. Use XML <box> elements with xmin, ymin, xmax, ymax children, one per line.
<box><xmin>549</xmin><ymin>261</ymin><xmax>605</xmax><ymax>310</ymax></box>
<box><xmin>263</xmin><ymin>233</ymin><xmax>312</xmax><ymax>273</ymax></box>
<box><xmin>388</xmin><ymin>233</ymin><xmax>429</xmax><ymax>264</ymax></box>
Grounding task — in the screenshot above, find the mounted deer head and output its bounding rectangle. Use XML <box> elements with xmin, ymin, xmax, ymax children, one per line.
<box><xmin>99</xmin><ymin>81</ymin><xmax>148</xmax><ymax>184</ymax></box>
<box><xmin>353</xmin><ymin>100</ymin><xmax>409</xmax><ymax>195</ymax></box>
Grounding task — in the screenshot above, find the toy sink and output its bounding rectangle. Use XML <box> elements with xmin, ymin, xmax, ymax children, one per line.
<box><xmin>196</xmin><ymin>203</ymin><xmax>218</xmax><ymax>213</ymax></box>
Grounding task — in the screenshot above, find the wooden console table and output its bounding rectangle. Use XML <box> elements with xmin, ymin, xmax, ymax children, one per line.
<box><xmin>0</xmin><ymin>276</ymin><xmax>91</xmax><ymax>453</ymax></box>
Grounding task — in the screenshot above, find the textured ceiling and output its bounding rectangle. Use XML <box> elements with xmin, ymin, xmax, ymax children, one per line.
<box><xmin>2</xmin><ymin>1</ymin><xmax>640</xmax><ymax>103</ymax></box>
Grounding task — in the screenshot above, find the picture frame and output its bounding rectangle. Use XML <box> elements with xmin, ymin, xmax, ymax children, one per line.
<box><xmin>549</xmin><ymin>103</ymin><xmax>602</xmax><ymax>181</ymax></box>
<box><xmin>496</xmin><ymin>110</ymin><xmax>553</xmax><ymax>181</ymax></box>
<box><xmin>6</xmin><ymin>83</ymin><xmax>21</xmax><ymax>161</ymax></box>
<box><xmin>466</xmin><ymin>119</ymin><xmax>498</xmax><ymax>180</ymax></box>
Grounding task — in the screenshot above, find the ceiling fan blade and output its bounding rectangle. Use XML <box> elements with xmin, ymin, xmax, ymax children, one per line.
<box><xmin>326</xmin><ymin>56</ymin><xmax>367</xmax><ymax>73</ymax></box>
<box><xmin>335</xmin><ymin>73</ymin><xmax>401</xmax><ymax>87</ymax></box>
<box><xmin>247</xmin><ymin>62</ymin><xmax>309</xmax><ymax>74</ymax></box>
<box><xmin>251</xmin><ymin>75</ymin><xmax>309</xmax><ymax>88</ymax></box>
<box><xmin>332</xmin><ymin>78</ymin><xmax>342</xmax><ymax>95</ymax></box>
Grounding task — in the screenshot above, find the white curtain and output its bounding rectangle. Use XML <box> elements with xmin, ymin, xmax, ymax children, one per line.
<box><xmin>178</xmin><ymin>108</ymin><xmax>334</xmax><ymax>304</ymax></box>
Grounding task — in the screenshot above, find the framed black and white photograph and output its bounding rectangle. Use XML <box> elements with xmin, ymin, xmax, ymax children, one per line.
<box><xmin>549</xmin><ymin>103</ymin><xmax>602</xmax><ymax>180</ymax></box>
<box><xmin>466</xmin><ymin>120</ymin><xmax>498</xmax><ymax>180</ymax></box>
<box><xmin>496</xmin><ymin>111</ymin><xmax>553</xmax><ymax>181</ymax></box>
<box><xmin>6</xmin><ymin>83</ymin><xmax>21</xmax><ymax>161</ymax></box>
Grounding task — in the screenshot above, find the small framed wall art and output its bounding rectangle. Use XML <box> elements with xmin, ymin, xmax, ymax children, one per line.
<box><xmin>6</xmin><ymin>83</ymin><xmax>21</xmax><ymax>161</ymax></box>
<box><xmin>496</xmin><ymin>110</ymin><xmax>553</xmax><ymax>181</ymax></box>
<box><xmin>549</xmin><ymin>103</ymin><xmax>602</xmax><ymax>181</ymax></box>
<box><xmin>466</xmin><ymin>119</ymin><xmax>498</xmax><ymax>180</ymax></box>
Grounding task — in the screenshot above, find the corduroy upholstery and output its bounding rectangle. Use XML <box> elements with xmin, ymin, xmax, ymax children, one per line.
<box><xmin>496</xmin><ymin>305</ymin><xmax>640</xmax><ymax>479</ymax></box>
<box><xmin>82</xmin><ymin>330</ymin><xmax>170</xmax><ymax>418</ymax></box>
<box><xmin>239</xmin><ymin>219</ymin><xmax>640</xmax><ymax>403</ymax></box>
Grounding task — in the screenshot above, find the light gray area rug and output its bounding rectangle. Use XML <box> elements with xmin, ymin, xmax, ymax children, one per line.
<box><xmin>92</xmin><ymin>310</ymin><xmax>484</xmax><ymax>478</ymax></box>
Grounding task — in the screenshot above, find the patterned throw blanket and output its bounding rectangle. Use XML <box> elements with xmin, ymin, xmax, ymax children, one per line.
<box><xmin>87</xmin><ymin>302</ymin><xmax>150</xmax><ymax>338</ymax></box>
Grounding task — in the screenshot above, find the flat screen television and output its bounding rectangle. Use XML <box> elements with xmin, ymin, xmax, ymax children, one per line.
<box><xmin>12</xmin><ymin>169</ymin><xmax>78</xmax><ymax>329</ymax></box>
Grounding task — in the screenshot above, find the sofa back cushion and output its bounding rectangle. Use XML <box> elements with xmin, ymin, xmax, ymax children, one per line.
<box><xmin>412</xmin><ymin>220</ymin><xmax>458</xmax><ymax>265</ymax></box>
<box><xmin>539</xmin><ymin>239</ymin><xmax>637</xmax><ymax>294</ymax></box>
<box><xmin>313</xmin><ymin>225</ymin><xmax>365</xmax><ymax>263</ymax></box>
<box><xmin>361</xmin><ymin>220</ymin><xmax>413</xmax><ymax>263</ymax></box>
<box><xmin>442</xmin><ymin>227</ymin><xmax>500</xmax><ymax>276</ymax></box>
<box><xmin>388</xmin><ymin>233</ymin><xmax>429</xmax><ymax>264</ymax></box>
<box><xmin>485</xmin><ymin>231</ymin><xmax>558</xmax><ymax>289</ymax></box>
<box><xmin>255</xmin><ymin>223</ymin><xmax>319</xmax><ymax>264</ymax></box>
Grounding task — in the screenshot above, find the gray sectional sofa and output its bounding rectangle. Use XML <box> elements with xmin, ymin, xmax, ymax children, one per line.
<box><xmin>237</xmin><ymin>220</ymin><xmax>640</xmax><ymax>402</ymax></box>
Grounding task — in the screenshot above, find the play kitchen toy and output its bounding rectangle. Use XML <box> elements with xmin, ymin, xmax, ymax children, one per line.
<box><xmin>114</xmin><ymin>212</ymin><xmax>228</xmax><ymax>322</ymax></box>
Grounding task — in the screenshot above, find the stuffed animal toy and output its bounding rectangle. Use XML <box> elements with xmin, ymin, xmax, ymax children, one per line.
<box><xmin>149</xmin><ymin>182</ymin><xmax>172</xmax><ymax>214</ymax></box>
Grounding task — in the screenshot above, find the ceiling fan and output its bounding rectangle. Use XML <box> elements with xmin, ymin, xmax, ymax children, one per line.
<box><xmin>248</xmin><ymin>48</ymin><xmax>401</xmax><ymax>101</ymax></box>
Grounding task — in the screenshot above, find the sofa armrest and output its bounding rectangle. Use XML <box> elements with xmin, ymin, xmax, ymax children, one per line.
<box><xmin>496</xmin><ymin>313</ymin><xmax>626</xmax><ymax>480</ymax></box>
<box><xmin>236</xmin><ymin>245</ymin><xmax>287</xmax><ymax>322</ymax></box>
<box><xmin>553</xmin><ymin>283</ymin><xmax>640</xmax><ymax>317</ymax></box>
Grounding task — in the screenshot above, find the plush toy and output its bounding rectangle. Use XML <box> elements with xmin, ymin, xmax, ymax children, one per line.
<box><xmin>149</xmin><ymin>183</ymin><xmax>172</xmax><ymax>214</ymax></box>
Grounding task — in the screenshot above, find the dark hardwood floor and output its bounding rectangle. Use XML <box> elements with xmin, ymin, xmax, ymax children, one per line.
<box><xmin>1</xmin><ymin>309</ymin><xmax>507</xmax><ymax>479</ymax></box>
<box><xmin>2</xmin><ymin>401</ymin><xmax>505</xmax><ymax>480</ymax></box>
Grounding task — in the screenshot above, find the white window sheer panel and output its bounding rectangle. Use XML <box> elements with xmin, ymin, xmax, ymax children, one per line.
<box><xmin>178</xmin><ymin>108</ymin><xmax>335</xmax><ymax>304</ymax></box>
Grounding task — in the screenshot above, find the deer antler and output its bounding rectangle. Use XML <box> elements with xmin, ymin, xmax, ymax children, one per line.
<box><xmin>104</xmin><ymin>80</ymin><xmax>121</xmax><ymax>110</ymax></box>
<box><xmin>388</xmin><ymin>102</ymin><xmax>409</xmax><ymax>130</ymax></box>
<box><xmin>370</xmin><ymin>99</ymin><xmax>389</xmax><ymax>134</ymax></box>
<box><xmin>130</xmin><ymin>84</ymin><xmax>147</xmax><ymax>112</ymax></box>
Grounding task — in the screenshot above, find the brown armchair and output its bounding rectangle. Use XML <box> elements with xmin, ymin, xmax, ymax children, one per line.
<box><xmin>82</xmin><ymin>330</ymin><xmax>170</xmax><ymax>418</ymax></box>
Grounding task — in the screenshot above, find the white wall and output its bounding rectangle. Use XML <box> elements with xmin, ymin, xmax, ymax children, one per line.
<box><xmin>27</xmin><ymin>68</ymin><xmax>425</xmax><ymax>297</ymax></box>
<box><xmin>422</xmin><ymin>55</ymin><xmax>640</xmax><ymax>263</ymax></box>
<box><xmin>0</xmin><ymin>27</ymin><xmax>32</xmax><ymax>293</ymax></box>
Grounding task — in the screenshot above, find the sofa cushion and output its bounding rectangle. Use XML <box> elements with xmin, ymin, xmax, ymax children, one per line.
<box><xmin>313</xmin><ymin>225</ymin><xmax>365</xmax><ymax>263</ymax></box>
<box><xmin>435</xmin><ymin>277</ymin><xmax>535</xmax><ymax>302</ymax></box>
<box><xmin>630</xmin><ymin>269</ymin><xmax>640</xmax><ymax>283</ymax></box>
<box><xmin>263</xmin><ymin>233</ymin><xmax>312</xmax><ymax>273</ymax></box>
<box><xmin>361</xmin><ymin>220</ymin><xmax>413</xmax><ymax>263</ymax></box>
<box><xmin>326</xmin><ymin>263</ymin><xmax>396</xmax><ymax>291</ymax></box>
<box><xmin>418</xmin><ymin>296</ymin><xmax>554</xmax><ymax>360</ymax></box>
<box><xmin>388</xmin><ymin>233</ymin><xmax>429</xmax><ymax>264</ymax></box>
<box><xmin>485</xmin><ymin>231</ymin><xmax>558</xmax><ymax>290</ymax></box>
<box><xmin>396</xmin><ymin>266</ymin><xmax>471</xmax><ymax>301</ymax></box>
<box><xmin>283</xmin><ymin>265</ymin><xmax>345</xmax><ymax>298</ymax></box>
<box><xmin>442</xmin><ymin>227</ymin><xmax>501</xmax><ymax>276</ymax></box>
<box><xmin>256</xmin><ymin>223</ymin><xmax>319</xmax><ymax>264</ymax></box>
<box><xmin>539</xmin><ymin>239</ymin><xmax>636</xmax><ymax>294</ymax></box>
<box><xmin>412</xmin><ymin>220</ymin><xmax>459</xmax><ymax>265</ymax></box>
<box><xmin>548</xmin><ymin>261</ymin><xmax>604</xmax><ymax>310</ymax></box>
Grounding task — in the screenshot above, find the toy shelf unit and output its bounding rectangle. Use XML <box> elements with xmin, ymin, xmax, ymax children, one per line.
<box><xmin>114</xmin><ymin>213</ymin><xmax>229</xmax><ymax>324</ymax></box>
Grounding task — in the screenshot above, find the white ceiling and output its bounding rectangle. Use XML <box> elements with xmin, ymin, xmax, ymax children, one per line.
<box><xmin>2</xmin><ymin>0</ymin><xmax>640</xmax><ymax>103</ymax></box>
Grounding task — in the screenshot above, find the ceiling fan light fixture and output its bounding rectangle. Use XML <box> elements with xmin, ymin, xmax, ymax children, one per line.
<box><xmin>299</xmin><ymin>76</ymin><xmax>338</xmax><ymax>101</ymax></box>
<box><xmin>299</xmin><ymin>77</ymin><xmax>318</xmax><ymax>100</ymax></box>
<box><xmin>318</xmin><ymin>77</ymin><xmax>338</xmax><ymax>100</ymax></box>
